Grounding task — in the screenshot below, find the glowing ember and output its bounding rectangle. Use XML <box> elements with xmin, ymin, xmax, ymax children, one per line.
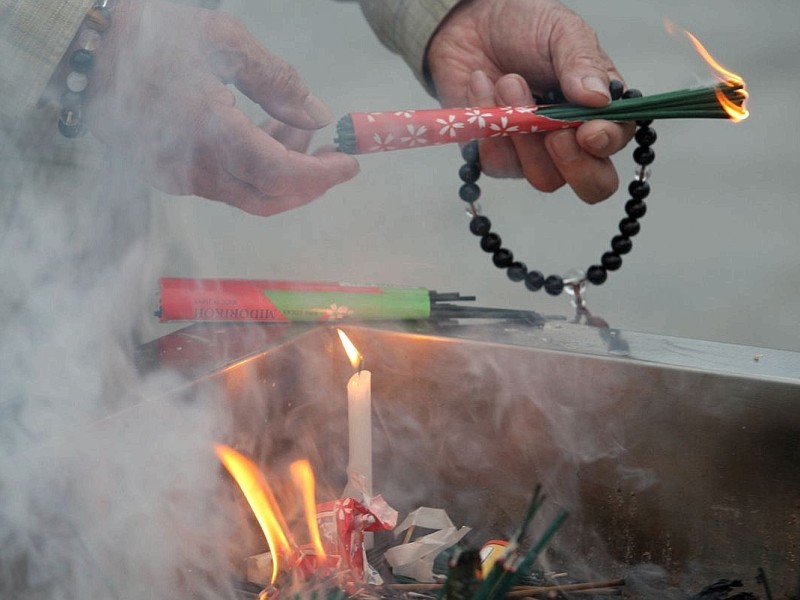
<box><xmin>215</xmin><ymin>444</ymin><xmax>295</xmax><ymax>583</ymax></box>
<box><xmin>289</xmin><ymin>460</ymin><xmax>327</xmax><ymax>560</ymax></box>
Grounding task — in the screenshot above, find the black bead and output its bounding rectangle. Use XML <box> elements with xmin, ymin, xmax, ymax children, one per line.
<box><xmin>459</xmin><ymin>163</ymin><xmax>481</xmax><ymax>183</ymax></box>
<box><xmin>635</xmin><ymin>126</ymin><xmax>657</xmax><ymax>146</ymax></box>
<box><xmin>622</xmin><ymin>88</ymin><xmax>643</xmax><ymax>99</ymax></box>
<box><xmin>461</xmin><ymin>141</ymin><xmax>479</xmax><ymax>164</ymax></box>
<box><xmin>469</xmin><ymin>215</ymin><xmax>491</xmax><ymax>236</ymax></box>
<box><xmin>493</xmin><ymin>249</ymin><xmax>514</xmax><ymax>268</ymax></box>
<box><xmin>609</xmin><ymin>79</ymin><xmax>624</xmax><ymax>100</ymax></box>
<box><xmin>69</xmin><ymin>49</ymin><xmax>95</xmax><ymax>74</ymax></box>
<box><xmin>628</xmin><ymin>180</ymin><xmax>650</xmax><ymax>200</ymax></box>
<box><xmin>611</xmin><ymin>235</ymin><xmax>632</xmax><ymax>255</ymax></box>
<box><xmin>544</xmin><ymin>275</ymin><xmax>564</xmax><ymax>296</ymax></box>
<box><xmin>507</xmin><ymin>262</ymin><xmax>527</xmax><ymax>282</ymax></box>
<box><xmin>543</xmin><ymin>89</ymin><xmax>567</xmax><ymax>104</ymax></box>
<box><xmin>459</xmin><ymin>182</ymin><xmax>481</xmax><ymax>203</ymax></box>
<box><xmin>636</xmin><ymin>119</ymin><xmax>654</xmax><ymax>127</ymax></box>
<box><xmin>633</xmin><ymin>146</ymin><xmax>655</xmax><ymax>166</ymax></box>
<box><xmin>58</xmin><ymin>118</ymin><xmax>84</xmax><ymax>138</ymax></box>
<box><xmin>601</xmin><ymin>252</ymin><xmax>622</xmax><ymax>271</ymax></box>
<box><xmin>524</xmin><ymin>270</ymin><xmax>545</xmax><ymax>291</ymax></box>
<box><xmin>619</xmin><ymin>217</ymin><xmax>640</xmax><ymax>237</ymax></box>
<box><xmin>480</xmin><ymin>233</ymin><xmax>502</xmax><ymax>253</ymax></box>
<box><xmin>586</xmin><ymin>265</ymin><xmax>608</xmax><ymax>285</ymax></box>
<box><xmin>60</xmin><ymin>90</ymin><xmax>84</xmax><ymax>111</ymax></box>
<box><xmin>625</xmin><ymin>199</ymin><xmax>647</xmax><ymax>219</ymax></box>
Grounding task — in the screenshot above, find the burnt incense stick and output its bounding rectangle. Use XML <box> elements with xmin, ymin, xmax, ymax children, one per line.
<box><xmin>386</xmin><ymin>584</ymin><xmax>445</xmax><ymax>591</ymax></box>
<box><xmin>488</xmin><ymin>510</ymin><xmax>570</xmax><ymax>600</ymax></box>
<box><xmin>756</xmin><ymin>567</ymin><xmax>774</xmax><ymax>600</ymax></box>
<box><xmin>387</xmin><ymin>578</ymin><xmax>626</xmax><ymax>596</ymax></box>
<box><xmin>505</xmin><ymin>578</ymin><xmax>626</xmax><ymax>597</ymax></box>
<box><xmin>514</xmin><ymin>485</ymin><xmax>544</xmax><ymax>544</ymax></box>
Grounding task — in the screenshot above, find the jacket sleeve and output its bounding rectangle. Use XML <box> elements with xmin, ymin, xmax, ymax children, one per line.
<box><xmin>0</xmin><ymin>0</ymin><xmax>94</xmax><ymax>118</ymax></box>
<box><xmin>342</xmin><ymin>0</ymin><xmax>461</xmax><ymax>95</ymax></box>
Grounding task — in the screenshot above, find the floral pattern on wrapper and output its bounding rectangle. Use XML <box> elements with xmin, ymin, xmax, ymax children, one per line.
<box><xmin>347</xmin><ymin>106</ymin><xmax>578</xmax><ymax>154</ymax></box>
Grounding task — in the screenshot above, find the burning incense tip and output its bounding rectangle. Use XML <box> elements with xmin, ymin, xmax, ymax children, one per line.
<box><xmin>669</xmin><ymin>23</ymin><xmax>749</xmax><ymax>122</ymax></box>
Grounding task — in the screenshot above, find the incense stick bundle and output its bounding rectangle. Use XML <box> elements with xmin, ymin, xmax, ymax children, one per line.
<box><xmin>334</xmin><ymin>83</ymin><xmax>747</xmax><ymax>155</ymax></box>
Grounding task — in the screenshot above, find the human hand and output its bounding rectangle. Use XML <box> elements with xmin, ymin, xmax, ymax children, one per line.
<box><xmin>426</xmin><ymin>0</ymin><xmax>634</xmax><ymax>204</ymax></box>
<box><xmin>86</xmin><ymin>0</ymin><xmax>359</xmax><ymax>216</ymax></box>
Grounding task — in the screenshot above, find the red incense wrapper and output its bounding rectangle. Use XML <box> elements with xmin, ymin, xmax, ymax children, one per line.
<box><xmin>335</xmin><ymin>106</ymin><xmax>579</xmax><ymax>155</ymax></box>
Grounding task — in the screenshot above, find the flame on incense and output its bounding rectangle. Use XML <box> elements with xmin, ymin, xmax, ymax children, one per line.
<box><xmin>667</xmin><ymin>21</ymin><xmax>749</xmax><ymax>122</ymax></box>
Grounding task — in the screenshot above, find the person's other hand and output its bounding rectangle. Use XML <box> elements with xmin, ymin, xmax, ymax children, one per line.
<box><xmin>87</xmin><ymin>0</ymin><xmax>359</xmax><ymax>216</ymax></box>
<box><xmin>427</xmin><ymin>0</ymin><xmax>634</xmax><ymax>204</ymax></box>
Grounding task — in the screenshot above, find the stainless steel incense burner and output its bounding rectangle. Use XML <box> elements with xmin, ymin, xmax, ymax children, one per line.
<box><xmin>136</xmin><ymin>320</ymin><xmax>800</xmax><ymax>594</ymax></box>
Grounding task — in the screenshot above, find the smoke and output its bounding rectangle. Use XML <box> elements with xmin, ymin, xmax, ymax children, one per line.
<box><xmin>1</xmin><ymin>0</ymin><xmax>795</xmax><ymax>597</ymax></box>
<box><xmin>0</xmin><ymin>44</ymin><xmax>237</xmax><ymax>598</ymax></box>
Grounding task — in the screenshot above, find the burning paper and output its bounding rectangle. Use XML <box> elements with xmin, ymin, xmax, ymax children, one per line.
<box><xmin>385</xmin><ymin>507</ymin><xmax>471</xmax><ymax>583</ymax></box>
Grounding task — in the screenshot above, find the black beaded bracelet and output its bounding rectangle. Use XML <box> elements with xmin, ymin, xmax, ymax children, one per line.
<box><xmin>58</xmin><ymin>0</ymin><xmax>114</xmax><ymax>138</ymax></box>
<box><xmin>459</xmin><ymin>82</ymin><xmax>656</xmax><ymax>298</ymax></box>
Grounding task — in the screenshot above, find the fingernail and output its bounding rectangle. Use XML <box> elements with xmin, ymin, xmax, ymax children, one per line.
<box><xmin>304</xmin><ymin>94</ymin><xmax>334</xmax><ymax>126</ymax></box>
<box><xmin>497</xmin><ymin>77</ymin><xmax>527</xmax><ymax>105</ymax></box>
<box><xmin>550</xmin><ymin>131</ymin><xmax>581</xmax><ymax>163</ymax></box>
<box><xmin>469</xmin><ymin>70</ymin><xmax>494</xmax><ymax>101</ymax></box>
<box><xmin>586</xmin><ymin>130</ymin><xmax>610</xmax><ymax>152</ymax></box>
<box><xmin>581</xmin><ymin>76</ymin><xmax>610</xmax><ymax>101</ymax></box>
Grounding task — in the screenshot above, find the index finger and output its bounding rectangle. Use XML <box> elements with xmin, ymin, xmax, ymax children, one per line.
<box><xmin>214</xmin><ymin>106</ymin><xmax>360</xmax><ymax>201</ymax></box>
<box><xmin>202</xmin><ymin>13</ymin><xmax>335</xmax><ymax>129</ymax></box>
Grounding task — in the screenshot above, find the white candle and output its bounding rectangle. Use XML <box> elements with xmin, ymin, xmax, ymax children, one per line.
<box><xmin>345</xmin><ymin>369</ymin><xmax>372</xmax><ymax>499</ymax></box>
<box><xmin>337</xmin><ymin>329</ymin><xmax>373</xmax><ymax>500</ymax></box>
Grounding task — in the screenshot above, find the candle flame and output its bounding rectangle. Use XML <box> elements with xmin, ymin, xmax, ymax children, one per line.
<box><xmin>667</xmin><ymin>21</ymin><xmax>749</xmax><ymax>122</ymax></box>
<box><xmin>215</xmin><ymin>444</ymin><xmax>294</xmax><ymax>583</ymax></box>
<box><xmin>337</xmin><ymin>329</ymin><xmax>362</xmax><ymax>370</ymax></box>
<box><xmin>289</xmin><ymin>460</ymin><xmax>327</xmax><ymax>560</ymax></box>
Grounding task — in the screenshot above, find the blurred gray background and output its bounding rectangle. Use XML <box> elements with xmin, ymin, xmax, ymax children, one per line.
<box><xmin>150</xmin><ymin>0</ymin><xmax>800</xmax><ymax>352</ymax></box>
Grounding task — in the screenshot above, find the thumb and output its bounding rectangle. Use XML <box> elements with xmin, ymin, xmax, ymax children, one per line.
<box><xmin>548</xmin><ymin>12</ymin><xmax>616</xmax><ymax>107</ymax></box>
